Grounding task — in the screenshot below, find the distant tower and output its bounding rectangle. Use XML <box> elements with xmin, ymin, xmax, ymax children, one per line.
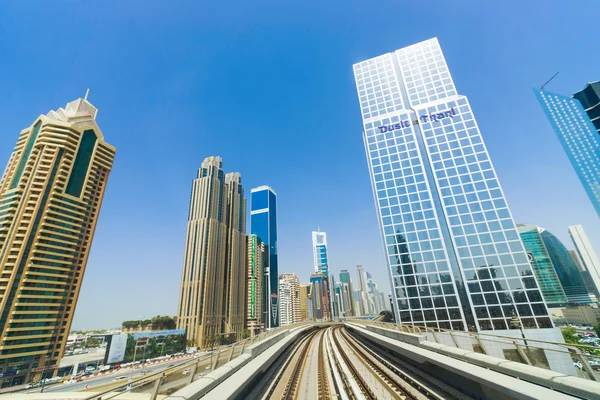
<box><xmin>246</xmin><ymin>235</ymin><xmax>264</xmax><ymax>335</ymax></box>
<box><xmin>569</xmin><ymin>224</ymin><xmax>600</xmax><ymax>299</ymax></box>
<box><xmin>309</xmin><ymin>272</ymin><xmax>329</xmax><ymax>321</ymax></box>
<box><xmin>339</xmin><ymin>270</ymin><xmax>356</xmax><ymax>316</ymax></box>
<box><xmin>279</xmin><ymin>273</ymin><xmax>300</xmax><ymax>326</ymax></box>
<box><xmin>0</xmin><ymin>97</ymin><xmax>116</xmax><ymax>385</ymax></box>
<box><xmin>356</xmin><ymin>265</ymin><xmax>370</xmax><ymax>316</ymax></box>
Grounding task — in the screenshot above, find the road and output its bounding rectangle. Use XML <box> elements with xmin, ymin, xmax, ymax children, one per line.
<box><xmin>21</xmin><ymin>358</ymin><xmax>194</xmax><ymax>394</ymax></box>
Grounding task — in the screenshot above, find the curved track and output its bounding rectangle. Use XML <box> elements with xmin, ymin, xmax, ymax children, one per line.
<box><xmin>246</xmin><ymin>325</ymin><xmax>467</xmax><ymax>400</ymax></box>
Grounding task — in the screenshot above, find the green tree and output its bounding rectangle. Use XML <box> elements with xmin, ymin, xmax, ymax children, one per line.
<box><xmin>593</xmin><ymin>322</ymin><xmax>600</xmax><ymax>338</ymax></box>
<box><xmin>562</xmin><ymin>327</ymin><xmax>581</xmax><ymax>345</ymax></box>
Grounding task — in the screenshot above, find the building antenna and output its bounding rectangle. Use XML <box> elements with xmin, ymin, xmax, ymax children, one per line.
<box><xmin>540</xmin><ymin>72</ymin><xmax>559</xmax><ymax>90</ymax></box>
<box><xmin>84</xmin><ymin>88</ymin><xmax>90</xmax><ymax>100</ymax></box>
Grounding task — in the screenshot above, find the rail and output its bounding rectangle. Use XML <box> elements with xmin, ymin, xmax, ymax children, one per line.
<box><xmin>80</xmin><ymin>322</ymin><xmax>310</xmax><ymax>399</ymax></box>
<box><xmin>351</xmin><ymin>319</ymin><xmax>600</xmax><ymax>381</ymax></box>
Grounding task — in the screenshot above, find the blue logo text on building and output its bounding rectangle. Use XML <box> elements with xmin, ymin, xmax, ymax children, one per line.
<box><xmin>377</xmin><ymin>107</ymin><xmax>457</xmax><ymax>133</ymax></box>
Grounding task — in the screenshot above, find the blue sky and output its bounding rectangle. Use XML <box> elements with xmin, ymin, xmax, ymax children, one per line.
<box><xmin>0</xmin><ymin>1</ymin><xmax>599</xmax><ymax>330</ymax></box>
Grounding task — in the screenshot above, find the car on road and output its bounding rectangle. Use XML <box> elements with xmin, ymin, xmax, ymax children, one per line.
<box><xmin>27</xmin><ymin>382</ymin><xmax>40</xmax><ymax>388</ymax></box>
<box><xmin>114</xmin><ymin>376</ymin><xmax>128</xmax><ymax>381</ymax></box>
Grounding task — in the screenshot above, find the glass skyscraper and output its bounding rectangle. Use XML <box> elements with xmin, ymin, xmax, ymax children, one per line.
<box><xmin>354</xmin><ymin>38</ymin><xmax>555</xmax><ymax>335</ymax></box>
<box><xmin>573</xmin><ymin>81</ymin><xmax>600</xmax><ymax>134</ymax></box>
<box><xmin>534</xmin><ymin>89</ymin><xmax>600</xmax><ymax>217</ymax></box>
<box><xmin>540</xmin><ymin>229</ymin><xmax>592</xmax><ymax>304</ymax></box>
<box><xmin>251</xmin><ymin>186</ymin><xmax>279</xmax><ymax>328</ymax></box>
<box><xmin>312</xmin><ymin>230</ymin><xmax>329</xmax><ymax>275</ymax></box>
<box><xmin>311</xmin><ymin>230</ymin><xmax>334</xmax><ymax>320</ymax></box>
<box><xmin>517</xmin><ymin>224</ymin><xmax>568</xmax><ymax>306</ymax></box>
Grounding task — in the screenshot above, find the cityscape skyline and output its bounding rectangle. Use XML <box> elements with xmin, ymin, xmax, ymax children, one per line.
<box><xmin>1</xmin><ymin>1</ymin><xmax>600</xmax><ymax>330</ymax></box>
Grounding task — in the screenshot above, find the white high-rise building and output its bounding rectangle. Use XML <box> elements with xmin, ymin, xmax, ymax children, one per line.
<box><xmin>356</xmin><ymin>265</ymin><xmax>371</xmax><ymax>315</ymax></box>
<box><xmin>353</xmin><ymin>38</ymin><xmax>570</xmax><ymax>374</ymax></box>
<box><xmin>279</xmin><ymin>273</ymin><xmax>300</xmax><ymax>326</ymax></box>
<box><xmin>569</xmin><ymin>224</ymin><xmax>600</xmax><ymax>299</ymax></box>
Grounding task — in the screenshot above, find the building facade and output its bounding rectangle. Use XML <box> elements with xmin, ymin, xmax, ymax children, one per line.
<box><xmin>279</xmin><ymin>273</ymin><xmax>300</xmax><ymax>326</ymax></box>
<box><xmin>223</xmin><ymin>173</ymin><xmax>246</xmax><ymax>341</ymax></box>
<box><xmin>560</xmin><ymin>304</ymin><xmax>600</xmax><ymax>325</ymax></box>
<box><xmin>309</xmin><ymin>272</ymin><xmax>329</xmax><ymax>321</ymax></box>
<box><xmin>339</xmin><ymin>270</ymin><xmax>356</xmax><ymax>316</ymax></box>
<box><xmin>569</xmin><ymin>224</ymin><xmax>600</xmax><ymax>299</ymax></box>
<box><xmin>176</xmin><ymin>157</ymin><xmax>247</xmax><ymax>348</ymax></box>
<box><xmin>312</xmin><ymin>230</ymin><xmax>334</xmax><ymax>320</ymax></box>
<box><xmin>517</xmin><ymin>224</ymin><xmax>568</xmax><ymax>306</ymax></box>
<box><xmin>312</xmin><ymin>231</ymin><xmax>329</xmax><ymax>275</ymax></box>
<box><xmin>0</xmin><ymin>98</ymin><xmax>115</xmax><ymax>387</ymax></box>
<box><xmin>356</xmin><ymin>265</ymin><xmax>371</xmax><ymax>315</ymax></box>
<box><xmin>246</xmin><ymin>235</ymin><xmax>264</xmax><ymax>335</ymax></box>
<box><xmin>299</xmin><ymin>283</ymin><xmax>310</xmax><ymax>321</ymax></box>
<box><xmin>573</xmin><ymin>81</ymin><xmax>600</xmax><ymax>135</ymax></box>
<box><xmin>535</xmin><ymin>89</ymin><xmax>600</xmax><ymax>217</ymax></box>
<box><xmin>251</xmin><ymin>186</ymin><xmax>279</xmax><ymax>328</ymax></box>
<box><xmin>540</xmin><ymin>229</ymin><xmax>592</xmax><ymax>304</ymax></box>
<box><xmin>354</xmin><ymin>38</ymin><xmax>556</xmax><ymax>336</ymax></box>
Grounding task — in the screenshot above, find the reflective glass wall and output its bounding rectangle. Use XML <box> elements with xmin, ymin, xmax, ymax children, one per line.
<box><xmin>354</xmin><ymin>38</ymin><xmax>552</xmax><ymax>332</ymax></box>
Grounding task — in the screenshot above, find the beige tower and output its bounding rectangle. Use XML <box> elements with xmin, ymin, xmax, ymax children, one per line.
<box><xmin>299</xmin><ymin>283</ymin><xmax>310</xmax><ymax>321</ymax></box>
<box><xmin>176</xmin><ymin>157</ymin><xmax>247</xmax><ymax>348</ymax></box>
<box><xmin>223</xmin><ymin>172</ymin><xmax>246</xmax><ymax>341</ymax></box>
<box><xmin>0</xmin><ymin>97</ymin><xmax>115</xmax><ymax>386</ymax></box>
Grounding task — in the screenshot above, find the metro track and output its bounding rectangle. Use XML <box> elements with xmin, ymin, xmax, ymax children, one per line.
<box><xmin>241</xmin><ymin>325</ymin><xmax>470</xmax><ymax>400</ymax></box>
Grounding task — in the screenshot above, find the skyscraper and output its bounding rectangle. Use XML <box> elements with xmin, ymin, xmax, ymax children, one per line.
<box><xmin>573</xmin><ymin>81</ymin><xmax>600</xmax><ymax>135</ymax></box>
<box><xmin>250</xmin><ymin>186</ymin><xmax>278</xmax><ymax>328</ymax></box>
<box><xmin>299</xmin><ymin>283</ymin><xmax>310</xmax><ymax>321</ymax></box>
<box><xmin>339</xmin><ymin>270</ymin><xmax>356</xmax><ymax>316</ymax></box>
<box><xmin>356</xmin><ymin>265</ymin><xmax>370</xmax><ymax>315</ymax></box>
<box><xmin>223</xmin><ymin>173</ymin><xmax>246</xmax><ymax>341</ymax></box>
<box><xmin>176</xmin><ymin>157</ymin><xmax>247</xmax><ymax>347</ymax></box>
<box><xmin>534</xmin><ymin>88</ymin><xmax>600</xmax><ymax>217</ymax></box>
<box><xmin>309</xmin><ymin>272</ymin><xmax>329</xmax><ymax>321</ymax></box>
<box><xmin>0</xmin><ymin>97</ymin><xmax>116</xmax><ymax>386</ymax></box>
<box><xmin>246</xmin><ymin>235</ymin><xmax>264</xmax><ymax>335</ymax></box>
<box><xmin>279</xmin><ymin>273</ymin><xmax>300</xmax><ymax>326</ymax></box>
<box><xmin>540</xmin><ymin>229</ymin><xmax>592</xmax><ymax>304</ymax></box>
<box><xmin>354</xmin><ymin>38</ymin><xmax>556</xmax><ymax>337</ymax></box>
<box><xmin>569</xmin><ymin>224</ymin><xmax>600</xmax><ymax>299</ymax></box>
<box><xmin>517</xmin><ymin>224</ymin><xmax>568</xmax><ymax>306</ymax></box>
<box><xmin>312</xmin><ymin>231</ymin><xmax>329</xmax><ymax>275</ymax></box>
<box><xmin>311</xmin><ymin>230</ymin><xmax>333</xmax><ymax>320</ymax></box>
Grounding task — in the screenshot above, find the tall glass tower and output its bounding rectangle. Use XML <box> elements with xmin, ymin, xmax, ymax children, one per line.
<box><xmin>534</xmin><ymin>89</ymin><xmax>600</xmax><ymax>217</ymax></box>
<box><xmin>354</xmin><ymin>38</ymin><xmax>556</xmax><ymax>337</ymax></box>
<box><xmin>540</xmin><ymin>229</ymin><xmax>592</xmax><ymax>304</ymax></box>
<box><xmin>573</xmin><ymin>81</ymin><xmax>600</xmax><ymax>135</ymax></box>
<box><xmin>517</xmin><ymin>224</ymin><xmax>568</xmax><ymax>306</ymax></box>
<box><xmin>251</xmin><ymin>186</ymin><xmax>279</xmax><ymax>328</ymax></box>
<box><xmin>312</xmin><ymin>230</ymin><xmax>329</xmax><ymax>275</ymax></box>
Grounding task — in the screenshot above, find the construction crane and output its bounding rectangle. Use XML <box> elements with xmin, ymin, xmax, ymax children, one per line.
<box><xmin>540</xmin><ymin>72</ymin><xmax>560</xmax><ymax>90</ymax></box>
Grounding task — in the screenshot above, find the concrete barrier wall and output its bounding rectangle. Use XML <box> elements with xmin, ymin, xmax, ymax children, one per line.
<box><xmin>164</xmin><ymin>326</ymin><xmax>312</xmax><ymax>400</ymax></box>
<box><xmin>347</xmin><ymin>323</ymin><xmax>600</xmax><ymax>400</ymax></box>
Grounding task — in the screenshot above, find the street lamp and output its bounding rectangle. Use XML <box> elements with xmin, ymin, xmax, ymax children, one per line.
<box><xmin>510</xmin><ymin>310</ymin><xmax>528</xmax><ymax>347</ymax></box>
